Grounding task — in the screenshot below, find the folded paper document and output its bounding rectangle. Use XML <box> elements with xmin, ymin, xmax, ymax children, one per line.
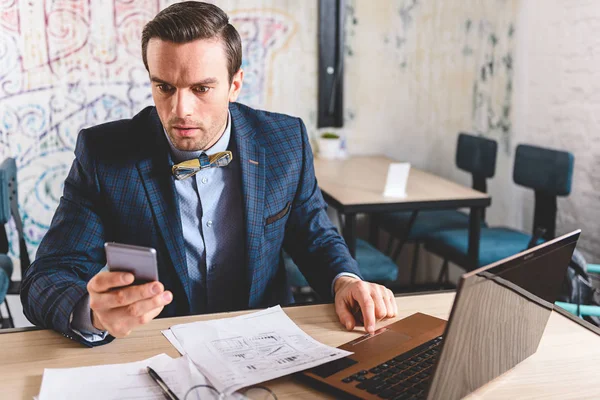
<box><xmin>162</xmin><ymin>305</ymin><xmax>353</xmax><ymax>395</ymax></box>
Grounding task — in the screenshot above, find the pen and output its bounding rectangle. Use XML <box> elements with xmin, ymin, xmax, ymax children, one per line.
<box><xmin>146</xmin><ymin>366</ymin><xmax>180</xmax><ymax>400</ymax></box>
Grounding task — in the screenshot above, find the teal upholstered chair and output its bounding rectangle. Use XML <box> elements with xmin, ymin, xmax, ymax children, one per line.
<box><xmin>372</xmin><ymin>133</ymin><xmax>497</xmax><ymax>285</ymax></box>
<box><xmin>0</xmin><ymin>158</ymin><xmax>30</xmax><ymax>328</ymax></box>
<box><xmin>425</xmin><ymin>144</ymin><xmax>574</xmax><ymax>279</ymax></box>
<box><xmin>284</xmin><ymin>239</ymin><xmax>398</xmax><ymax>299</ymax></box>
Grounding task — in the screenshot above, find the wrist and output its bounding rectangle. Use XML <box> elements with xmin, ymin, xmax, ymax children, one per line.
<box><xmin>334</xmin><ymin>276</ymin><xmax>360</xmax><ymax>295</ymax></box>
<box><xmin>91</xmin><ymin>309</ymin><xmax>105</xmax><ymax>331</ymax></box>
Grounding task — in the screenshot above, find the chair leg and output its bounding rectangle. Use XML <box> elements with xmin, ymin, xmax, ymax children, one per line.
<box><xmin>390</xmin><ymin>211</ymin><xmax>419</xmax><ymax>263</ymax></box>
<box><xmin>409</xmin><ymin>242</ymin><xmax>421</xmax><ymax>286</ymax></box>
<box><xmin>391</xmin><ymin>240</ymin><xmax>401</xmax><ymax>262</ymax></box>
<box><xmin>4</xmin><ymin>299</ymin><xmax>14</xmax><ymax>328</ymax></box>
<box><xmin>437</xmin><ymin>259</ymin><xmax>449</xmax><ymax>287</ymax></box>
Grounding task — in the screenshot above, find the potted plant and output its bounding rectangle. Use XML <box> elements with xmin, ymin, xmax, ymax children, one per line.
<box><xmin>317</xmin><ymin>131</ymin><xmax>341</xmax><ymax>159</ymax></box>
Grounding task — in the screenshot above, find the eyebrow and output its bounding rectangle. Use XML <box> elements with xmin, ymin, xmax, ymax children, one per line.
<box><xmin>150</xmin><ymin>76</ymin><xmax>219</xmax><ymax>86</ymax></box>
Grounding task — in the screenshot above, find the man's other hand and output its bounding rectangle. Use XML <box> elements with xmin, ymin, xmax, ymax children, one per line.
<box><xmin>334</xmin><ymin>276</ymin><xmax>397</xmax><ymax>334</ymax></box>
<box><xmin>87</xmin><ymin>271</ymin><xmax>173</xmax><ymax>337</ymax></box>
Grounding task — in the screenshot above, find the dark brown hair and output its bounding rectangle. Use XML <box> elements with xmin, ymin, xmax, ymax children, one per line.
<box><xmin>141</xmin><ymin>1</ymin><xmax>242</xmax><ymax>82</ymax></box>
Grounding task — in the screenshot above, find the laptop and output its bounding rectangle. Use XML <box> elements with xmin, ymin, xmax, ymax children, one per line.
<box><xmin>301</xmin><ymin>230</ymin><xmax>581</xmax><ymax>400</ymax></box>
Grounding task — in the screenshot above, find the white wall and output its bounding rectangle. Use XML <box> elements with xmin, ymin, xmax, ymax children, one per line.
<box><xmin>511</xmin><ymin>0</ymin><xmax>599</xmax><ymax>261</ymax></box>
<box><xmin>342</xmin><ymin>0</ymin><xmax>598</xmax><ymax>262</ymax></box>
<box><xmin>0</xmin><ymin>0</ymin><xmax>318</xmax><ymax>260</ymax></box>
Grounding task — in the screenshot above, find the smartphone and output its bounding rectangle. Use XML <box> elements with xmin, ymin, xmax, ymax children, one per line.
<box><xmin>104</xmin><ymin>242</ymin><xmax>159</xmax><ymax>284</ymax></box>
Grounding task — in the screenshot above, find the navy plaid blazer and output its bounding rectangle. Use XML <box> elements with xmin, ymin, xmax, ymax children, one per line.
<box><xmin>21</xmin><ymin>103</ymin><xmax>361</xmax><ymax>345</ymax></box>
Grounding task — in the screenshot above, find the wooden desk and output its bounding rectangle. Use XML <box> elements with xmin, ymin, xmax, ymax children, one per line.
<box><xmin>1</xmin><ymin>293</ymin><xmax>598</xmax><ymax>399</ymax></box>
<box><xmin>314</xmin><ymin>156</ymin><xmax>491</xmax><ymax>268</ymax></box>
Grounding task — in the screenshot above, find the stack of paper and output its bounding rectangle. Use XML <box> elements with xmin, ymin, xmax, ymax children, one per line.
<box><xmin>162</xmin><ymin>305</ymin><xmax>353</xmax><ymax>395</ymax></box>
<box><xmin>37</xmin><ymin>353</ymin><xmax>244</xmax><ymax>400</ymax></box>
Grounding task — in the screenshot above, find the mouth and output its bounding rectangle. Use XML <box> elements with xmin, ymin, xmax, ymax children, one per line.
<box><xmin>172</xmin><ymin>126</ymin><xmax>200</xmax><ymax>137</ymax></box>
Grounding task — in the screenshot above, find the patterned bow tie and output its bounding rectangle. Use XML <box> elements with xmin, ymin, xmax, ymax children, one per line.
<box><xmin>172</xmin><ymin>151</ymin><xmax>233</xmax><ymax>180</ymax></box>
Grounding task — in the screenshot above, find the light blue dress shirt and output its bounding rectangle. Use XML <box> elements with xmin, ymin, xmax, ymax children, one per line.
<box><xmin>167</xmin><ymin>112</ymin><xmax>247</xmax><ymax>314</ymax></box>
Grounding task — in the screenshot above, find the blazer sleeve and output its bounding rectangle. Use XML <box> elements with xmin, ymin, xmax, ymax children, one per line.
<box><xmin>20</xmin><ymin>130</ymin><xmax>114</xmax><ymax>346</ymax></box>
<box><xmin>282</xmin><ymin>118</ymin><xmax>363</xmax><ymax>300</ymax></box>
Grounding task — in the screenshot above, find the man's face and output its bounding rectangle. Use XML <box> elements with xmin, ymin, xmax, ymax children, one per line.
<box><xmin>146</xmin><ymin>37</ymin><xmax>243</xmax><ymax>151</ymax></box>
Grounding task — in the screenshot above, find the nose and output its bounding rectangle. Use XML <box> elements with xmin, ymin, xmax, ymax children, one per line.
<box><xmin>172</xmin><ymin>89</ymin><xmax>194</xmax><ymax>118</ymax></box>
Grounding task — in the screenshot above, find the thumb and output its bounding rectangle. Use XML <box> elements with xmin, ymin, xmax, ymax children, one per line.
<box><xmin>335</xmin><ymin>297</ymin><xmax>356</xmax><ymax>331</ymax></box>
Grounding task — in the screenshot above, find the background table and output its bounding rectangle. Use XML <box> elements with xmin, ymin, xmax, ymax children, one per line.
<box><xmin>314</xmin><ymin>156</ymin><xmax>491</xmax><ymax>269</ymax></box>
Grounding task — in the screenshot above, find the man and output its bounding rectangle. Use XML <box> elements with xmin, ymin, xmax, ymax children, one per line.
<box><xmin>21</xmin><ymin>1</ymin><xmax>397</xmax><ymax>346</ymax></box>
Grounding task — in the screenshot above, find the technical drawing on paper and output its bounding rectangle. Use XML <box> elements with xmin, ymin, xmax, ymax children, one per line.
<box><xmin>210</xmin><ymin>331</ymin><xmax>311</xmax><ymax>370</ymax></box>
<box><xmin>211</xmin><ymin>337</ymin><xmax>249</xmax><ymax>353</ymax></box>
<box><xmin>248</xmin><ymin>333</ymin><xmax>282</xmax><ymax>346</ymax></box>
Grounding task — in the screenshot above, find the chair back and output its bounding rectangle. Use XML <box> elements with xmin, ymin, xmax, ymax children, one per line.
<box><xmin>455</xmin><ymin>133</ymin><xmax>498</xmax><ymax>221</ymax></box>
<box><xmin>455</xmin><ymin>133</ymin><xmax>498</xmax><ymax>193</ymax></box>
<box><xmin>513</xmin><ymin>144</ymin><xmax>574</xmax><ymax>240</ymax></box>
<box><xmin>0</xmin><ymin>158</ymin><xmax>30</xmax><ymax>274</ymax></box>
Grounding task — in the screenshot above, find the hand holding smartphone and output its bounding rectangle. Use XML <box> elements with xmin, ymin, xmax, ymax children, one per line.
<box><xmin>87</xmin><ymin>243</ymin><xmax>169</xmax><ymax>337</ymax></box>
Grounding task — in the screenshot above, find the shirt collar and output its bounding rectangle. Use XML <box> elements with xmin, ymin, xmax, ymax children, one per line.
<box><xmin>164</xmin><ymin>111</ymin><xmax>231</xmax><ymax>164</ymax></box>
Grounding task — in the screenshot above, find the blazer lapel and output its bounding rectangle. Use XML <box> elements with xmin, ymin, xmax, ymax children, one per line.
<box><xmin>230</xmin><ymin>104</ymin><xmax>266</xmax><ymax>308</ymax></box>
<box><xmin>136</xmin><ymin>109</ymin><xmax>190</xmax><ymax>306</ymax></box>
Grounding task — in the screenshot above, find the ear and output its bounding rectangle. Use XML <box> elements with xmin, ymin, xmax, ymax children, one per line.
<box><xmin>228</xmin><ymin>69</ymin><xmax>244</xmax><ymax>102</ymax></box>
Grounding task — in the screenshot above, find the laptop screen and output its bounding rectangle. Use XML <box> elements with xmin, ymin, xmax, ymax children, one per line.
<box><xmin>473</xmin><ymin>233</ymin><xmax>579</xmax><ymax>305</ymax></box>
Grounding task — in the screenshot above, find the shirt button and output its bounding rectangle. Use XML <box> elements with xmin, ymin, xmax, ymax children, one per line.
<box><xmin>201</xmin><ymin>177</ymin><xmax>208</xmax><ymax>184</ymax></box>
<box><xmin>206</xmin><ymin>221</ymin><xmax>213</xmax><ymax>227</ymax></box>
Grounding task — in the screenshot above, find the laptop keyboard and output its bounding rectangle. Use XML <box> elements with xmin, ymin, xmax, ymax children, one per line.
<box><xmin>340</xmin><ymin>336</ymin><xmax>443</xmax><ymax>400</ymax></box>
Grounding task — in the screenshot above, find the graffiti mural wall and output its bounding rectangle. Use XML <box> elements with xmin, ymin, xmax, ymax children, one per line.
<box><xmin>0</xmin><ymin>0</ymin><xmax>311</xmax><ymax>260</ymax></box>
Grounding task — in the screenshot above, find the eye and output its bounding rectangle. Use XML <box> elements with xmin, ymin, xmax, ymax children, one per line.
<box><xmin>156</xmin><ymin>84</ymin><xmax>174</xmax><ymax>93</ymax></box>
<box><xmin>194</xmin><ymin>86</ymin><xmax>210</xmax><ymax>93</ymax></box>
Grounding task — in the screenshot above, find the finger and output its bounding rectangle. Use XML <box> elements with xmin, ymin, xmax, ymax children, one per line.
<box><xmin>353</xmin><ymin>283</ymin><xmax>376</xmax><ymax>334</ymax></box>
<box><xmin>372</xmin><ymin>286</ymin><xmax>388</xmax><ymax>320</ymax></box>
<box><xmin>335</xmin><ymin>296</ymin><xmax>357</xmax><ymax>331</ymax></box>
<box><xmin>139</xmin><ymin>304</ymin><xmax>165</xmax><ymax>326</ymax></box>
<box><xmin>380</xmin><ymin>287</ymin><xmax>394</xmax><ymax>318</ymax></box>
<box><xmin>120</xmin><ymin>294</ymin><xmax>170</xmax><ymax>333</ymax></box>
<box><xmin>90</xmin><ymin>281</ymin><xmax>164</xmax><ymax>311</ymax></box>
<box><xmin>382</xmin><ymin>288</ymin><xmax>396</xmax><ymax>318</ymax></box>
<box><xmin>119</xmin><ymin>290</ymin><xmax>173</xmax><ymax>320</ymax></box>
<box><xmin>104</xmin><ymin>291</ymin><xmax>172</xmax><ymax>336</ymax></box>
<box><xmin>388</xmin><ymin>289</ymin><xmax>398</xmax><ymax>317</ymax></box>
<box><xmin>88</xmin><ymin>271</ymin><xmax>134</xmax><ymax>293</ymax></box>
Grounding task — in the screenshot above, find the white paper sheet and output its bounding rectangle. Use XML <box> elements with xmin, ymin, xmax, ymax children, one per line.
<box><xmin>165</xmin><ymin>305</ymin><xmax>353</xmax><ymax>395</ymax></box>
<box><xmin>162</xmin><ymin>328</ymin><xmax>187</xmax><ymax>355</ymax></box>
<box><xmin>383</xmin><ymin>162</ymin><xmax>411</xmax><ymax>198</ymax></box>
<box><xmin>38</xmin><ymin>353</ymin><xmax>244</xmax><ymax>400</ymax></box>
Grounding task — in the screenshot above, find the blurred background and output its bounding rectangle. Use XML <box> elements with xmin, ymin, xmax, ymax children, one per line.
<box><xmin>0</xmin><ymin>0</ymin><xmax>598</xmax><ymax>327</ymax></box>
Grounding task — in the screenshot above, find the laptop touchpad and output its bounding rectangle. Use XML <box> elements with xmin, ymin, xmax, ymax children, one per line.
<box><xmin>343</xmin><ymin>327</ymin><xmax>412</xmax><ymax>354</ymax></box>
<box><xmin>307</xmin><ymin>329</ymin><xmax>412</xmax><ymax>378</ymax></box>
